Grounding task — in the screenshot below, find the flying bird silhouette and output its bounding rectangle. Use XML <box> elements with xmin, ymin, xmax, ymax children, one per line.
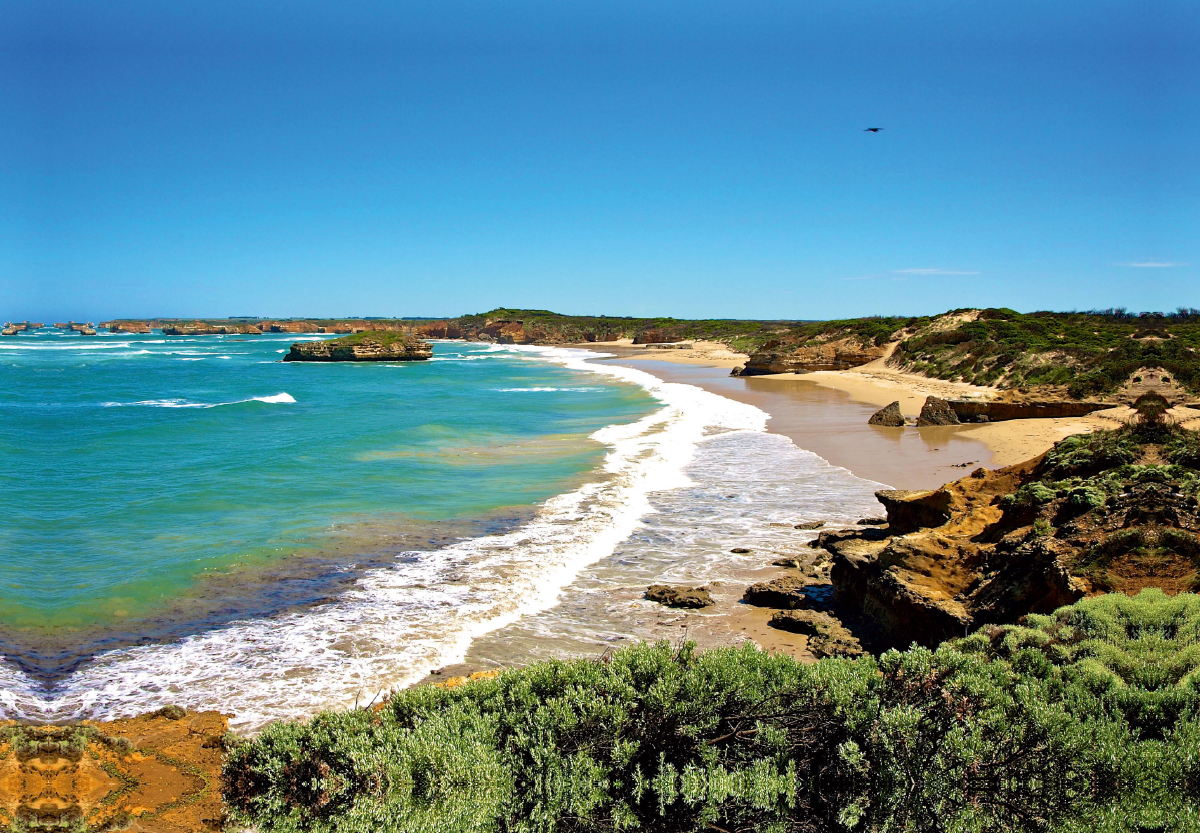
<box><xmin>863</xmin><ymin>127</ymin><xmax>883</xmax><ymax>132</ymax></box>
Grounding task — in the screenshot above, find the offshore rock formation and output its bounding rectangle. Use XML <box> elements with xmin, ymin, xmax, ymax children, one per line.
<box><xmin>820</xmin><ymin>393</ymin><xmax>1200</xmax><ymax>648</ymax></box>
<box><xmin>644</xmin><ymin>585</ymin><xmax>714</xmax><ymax>609</ymax></box>
<box><xmin>284</xmin><ymin>332</ymin><xmax>433</xmax><ymax>362</ymax></box>
<box><xmin>868</xmin><ymin>401</ymin><xmax>905</xmax><ymax>427</ymax></box>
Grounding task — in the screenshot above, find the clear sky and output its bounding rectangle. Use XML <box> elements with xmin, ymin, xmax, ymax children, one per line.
<box><xmin>2</xmin><ymin>1</ymin><xmax>1196</xmax><ymax>321</ymax></box>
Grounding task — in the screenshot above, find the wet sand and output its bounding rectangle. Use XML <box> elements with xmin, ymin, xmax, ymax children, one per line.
<box><xmin>594</xmin><ymin>354</ymin><xmax>990</xmax><ymax>490</ymax></box>
<box><xmin>590</xmin><ymin>341</ymin><xmax>1127</xmax><ymax>479</ymax></box>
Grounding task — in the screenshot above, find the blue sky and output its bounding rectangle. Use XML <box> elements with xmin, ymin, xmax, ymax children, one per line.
<box><xmin>2</xmin><ymin>1</ymin><xmax>1196</xmax><ymax>321</ymax></box>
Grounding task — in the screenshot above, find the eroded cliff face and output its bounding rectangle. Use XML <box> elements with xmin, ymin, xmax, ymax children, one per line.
<box><xmin>162</xmin><ymin>322</ymin><xmax>263</xmax><ymax>335</ymax></box>
<box><xmin>283</xmin><ymin>334</ymin><xmax>433</xmax><ymax>362</ymax></box>
<box><xmin>820</xmin><ymin>395</ymin><xmax>1200</xmax><ymax>648</ymax></box>
<box><xmin>736</xmin><ymin>336</ymin><xmax>889</xmax><ymax>375</ymax></box>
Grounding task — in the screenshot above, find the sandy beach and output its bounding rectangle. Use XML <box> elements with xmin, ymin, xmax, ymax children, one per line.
<box><xmin>595</xmin><ymin>339</ymin><xmax>1131</xmax><ymax>471</ymax></box>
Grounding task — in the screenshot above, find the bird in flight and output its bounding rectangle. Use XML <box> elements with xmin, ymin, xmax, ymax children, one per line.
<box><xmin>863</xmin><ymin>127</ymin><xmax>883</xmax><ymax>132</ymax></box>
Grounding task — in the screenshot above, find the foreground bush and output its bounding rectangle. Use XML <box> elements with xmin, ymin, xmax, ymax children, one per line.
<box><xmin>224</xmin><ymin>591</ymin><xmax>1200</xmax><ymax>833</ymax></box>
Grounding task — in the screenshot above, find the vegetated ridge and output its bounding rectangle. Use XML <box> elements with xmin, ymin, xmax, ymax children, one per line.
<box><xmin>739</xmin><ymin>307</ymin><xmax>1200</xmax><ymax>398</ymax></box>
<box><xmin>416</xmin><ymin>308</ymin><xmax>805</xmax><ymax>354</ymax></box>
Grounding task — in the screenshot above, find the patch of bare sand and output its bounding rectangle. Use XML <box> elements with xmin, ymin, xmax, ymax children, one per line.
<box><xmin>959</xmin><ymin>408</ymin><xmax>1132</xmax><ymax>468</ymax></box>
<box><xmin>576</xmin><ymin>340</ymin><xmax>749</xmax><ymax>369</ymax></box>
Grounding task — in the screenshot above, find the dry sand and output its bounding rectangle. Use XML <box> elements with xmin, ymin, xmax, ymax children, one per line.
<box><xmin>585</xmin><ymin>339</ymin><xmax>749</xmax><ymax>369</ymax></box>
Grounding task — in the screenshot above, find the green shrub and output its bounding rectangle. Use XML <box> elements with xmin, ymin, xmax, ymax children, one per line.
<box><xmin>226</xmin><ymin>593</ymin><xmax>1200</xmax><ymax>833</ymax></box>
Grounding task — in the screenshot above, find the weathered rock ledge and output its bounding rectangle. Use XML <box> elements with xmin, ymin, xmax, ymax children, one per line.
<box><xmin>821</xmin><ymin>395</ymin><xmax>1200</xmax><ymax>649</ymax></box>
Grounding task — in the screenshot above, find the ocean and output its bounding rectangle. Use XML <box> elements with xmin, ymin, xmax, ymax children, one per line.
<box><xmin>0</xmin><ymin>328</ymin><xmax>883</xmax><ymax>729</ymax></box>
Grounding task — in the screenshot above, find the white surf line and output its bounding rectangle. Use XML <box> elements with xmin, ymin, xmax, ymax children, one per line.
<box><xmin>3</xmin><ymin>345</ymin><xmax>776</xmax><ymax>730</ymax></box>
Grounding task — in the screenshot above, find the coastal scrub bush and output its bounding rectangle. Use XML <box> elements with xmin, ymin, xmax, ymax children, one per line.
<box><xmin>225</xmin><ymin>622</ymin><xmax>1164</xmax><ymax>833</ymax></box>
<box><xmin>1039</xmin><ymin>430</ymin><xmax>1140</xmax><ymax>479</ymax></box>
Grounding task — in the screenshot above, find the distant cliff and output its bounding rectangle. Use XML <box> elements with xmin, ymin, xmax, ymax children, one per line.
<box><xmin>283</xmin><ymin>331</ymin><xmax>433</xmax><ymax>362</ymax></box>
<box><xmin>413</xmin><ymin>308</ymin><xmax>797</xmax><ymax>352</ymax></box>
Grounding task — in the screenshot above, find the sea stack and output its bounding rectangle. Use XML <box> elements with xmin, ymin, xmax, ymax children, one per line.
<box><xmin>284</xmin><ymin>331</ymin><xmax>433</xmax><ymax>362</ymax></box>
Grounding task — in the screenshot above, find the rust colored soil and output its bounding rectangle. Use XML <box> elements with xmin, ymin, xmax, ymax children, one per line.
<box><xmin>0</xmin><ymin>710</ymin><xmax>227</xmax><ymax>832</ymax></box>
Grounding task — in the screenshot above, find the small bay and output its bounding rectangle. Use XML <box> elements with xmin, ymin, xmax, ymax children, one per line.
<box><xmin>0</xmin><ymin>331</ymin><xmax>656</xmax><ymax>671</ymax></box>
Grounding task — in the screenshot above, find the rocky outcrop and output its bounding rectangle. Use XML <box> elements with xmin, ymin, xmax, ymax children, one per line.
<box><xmin>416</xmin><ymin>321</ymin><xmax>465</xmax><ymax>339</ymax></box>
<box><xmin>633</xmin><ymin>329</ymin><xmax>673</xmax><ymax>345</ymax></box>
<box><xmin>1</xmin><ymin>325</ymin><xmax>17</xmax><ymax>336</ymax></box>
<box><xmin>916</xmin><ymin>396</ymin><xmax>960</xmax><ymax>426</ymax></box>
<box><xmin>868</xmin><ymin>401</ymin><xmax>905</xmax><ymax>426</ymax></box>
<box><xmin>257</xmin><ymin>321</ymin><xmax>321</xmax><ymax>333</ymax></box>
<box><xmin>874</xmin><ymin>488</ymin><xmax>952</xmax><ymax>534</ymax></box>
<box><xmin>737</xmin><ymin>337</ymin><xmax>888</xmax><ymax>376</ymax></box>
<box><xmin>768</xmin><ymin>610</ymin><xmax>864</xmax><ymax>657</ymax></box>
<box><xmin>645</xmin><ymin>585</ymin><xmax>714</xmax><ymax>608</ymax></box>
<box><xmin>817</xmin><ymin>410</ymin><xmax>1200</xmax><ymax>649</ymax></box>
<box><xmin>284</xmin><ymin>333</ymin><xmax>433</xmax><ymax>362</ymax></box>
<box><xmin>0</xmin><ymin>710</ymin><xmax>227</xmax><ymax>833</ymax></box>
<box><xmin>162</xmin><ymin>322</ymin><xmax>261</xmax><ymax>335</ymax></box>
<box><xmin>742</xmin><ymin>576</ymin><xmax>811</xmax><ymax>609</ymax></box>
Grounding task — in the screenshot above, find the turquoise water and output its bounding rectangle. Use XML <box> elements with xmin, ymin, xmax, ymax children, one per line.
<box><xmin>0</xmin><ymin>329</ymin><xmax>655</xmax><ymax>641</ymax></box>
<box><xmin>0</xmin><ymin>328</ymin><xmax>888</xmax><ymax>729</ymax></box>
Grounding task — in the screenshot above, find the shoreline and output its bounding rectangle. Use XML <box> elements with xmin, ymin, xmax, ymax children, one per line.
<box><xmin>582</xmin><ymin>340</ymin><xmax>1129</xmax><ymax>471</ymax></box>
<box><xmin>9</xmin><ymin>340</ymin><xmax>1132</xmax><ymax>726</ymax></box>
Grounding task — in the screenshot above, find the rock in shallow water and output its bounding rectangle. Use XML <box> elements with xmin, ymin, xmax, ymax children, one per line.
<box><xmin>868</xmin><ymin>401</ymin><xmax>906</xmax><ymax>427</ymax></box>
<box><xmin>916</xmin><ymin>396</ymin><xmax>961</xmax><ymax>426</ymax></box>
<box><xmin>742</xmin><ymin>576</ymin><xmax>810</xmax><ymax>609</ymax></box>
<box><xmin>645</xmin><ymin>585</ymin><xmax>714</xmax><ymax>609</ymax></box>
